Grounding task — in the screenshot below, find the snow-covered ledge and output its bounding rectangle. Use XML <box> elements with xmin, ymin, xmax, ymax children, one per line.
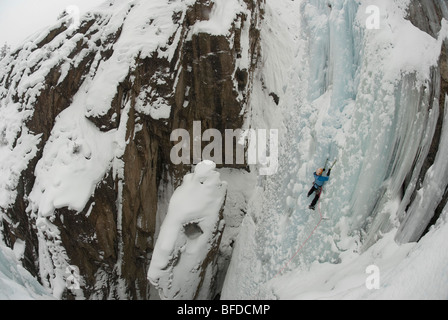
<box><xmin>147</xmin><ymin>160</ymin><xmax>227</xmax><ymax>300</ymax></box>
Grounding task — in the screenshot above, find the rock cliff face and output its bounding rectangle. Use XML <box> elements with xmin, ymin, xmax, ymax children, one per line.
<box><xmin>0</xmin><ymin>0</ymin><xmax>263</xmax><ymax>299</ymax></box>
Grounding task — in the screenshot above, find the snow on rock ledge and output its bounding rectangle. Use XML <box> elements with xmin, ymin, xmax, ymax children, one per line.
<box><xmin>148</xmin><ymin>161</ymin><xmax>227</xmax><ymax>300</ymax></box>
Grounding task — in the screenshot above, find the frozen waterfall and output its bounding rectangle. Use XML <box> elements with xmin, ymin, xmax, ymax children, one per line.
<box><xmin>222</xmin><ymin>0</ymin><xmax>448</xmax><ymax>300</ymax></box>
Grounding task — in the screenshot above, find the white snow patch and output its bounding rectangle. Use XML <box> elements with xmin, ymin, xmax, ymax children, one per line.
<box><xmin>148</xmin><ymin>161</ymin><xmax>227</xmax><ymax>300</ymax></box>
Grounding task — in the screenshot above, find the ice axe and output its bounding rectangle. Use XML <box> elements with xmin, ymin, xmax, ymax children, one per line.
<box><xmin>329</xmin><ymin>159</ymin><xmax>337</xmax><ymax>171</ymax></box>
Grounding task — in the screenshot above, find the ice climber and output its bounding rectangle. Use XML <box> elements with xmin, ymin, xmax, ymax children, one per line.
<box><xmin>307</xmin><ymin>167</ymin><xmax>331</xmax><ymax>210</ymax></box>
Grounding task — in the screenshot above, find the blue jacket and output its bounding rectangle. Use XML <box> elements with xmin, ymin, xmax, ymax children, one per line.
<box><xmin>313</xmin><ymin>172</ymin><xmax>329</xmax><ymax>188</ymax></box>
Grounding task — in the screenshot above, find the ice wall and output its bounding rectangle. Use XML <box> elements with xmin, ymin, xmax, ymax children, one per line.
<box><xmin>0</xmin><ymin>243</ymin><xmax>52</xmax><ymax>299</ymax></box>
<box><xmin>223</xmin><ymin>0</ymin><xmax>448</xmax><ymax>299</ymax></box>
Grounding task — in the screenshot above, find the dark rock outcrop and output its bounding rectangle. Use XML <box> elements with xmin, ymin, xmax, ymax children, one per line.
<box><xmin>0</xmin><ymin>0</ymin><xmax>264</xmax><ymax>299</ymax></box>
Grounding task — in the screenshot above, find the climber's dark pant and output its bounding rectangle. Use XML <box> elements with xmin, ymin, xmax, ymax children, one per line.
<box><xmin>307</xmin><ymin>186</ymin><xmax>322</xmax><ymax>207</ymax></box>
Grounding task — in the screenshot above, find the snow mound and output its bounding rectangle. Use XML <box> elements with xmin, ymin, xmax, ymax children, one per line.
<box><xmin>148</xmin><ymin>160</ymin><xmax>227</xmax><ymax>300</ymax></box>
